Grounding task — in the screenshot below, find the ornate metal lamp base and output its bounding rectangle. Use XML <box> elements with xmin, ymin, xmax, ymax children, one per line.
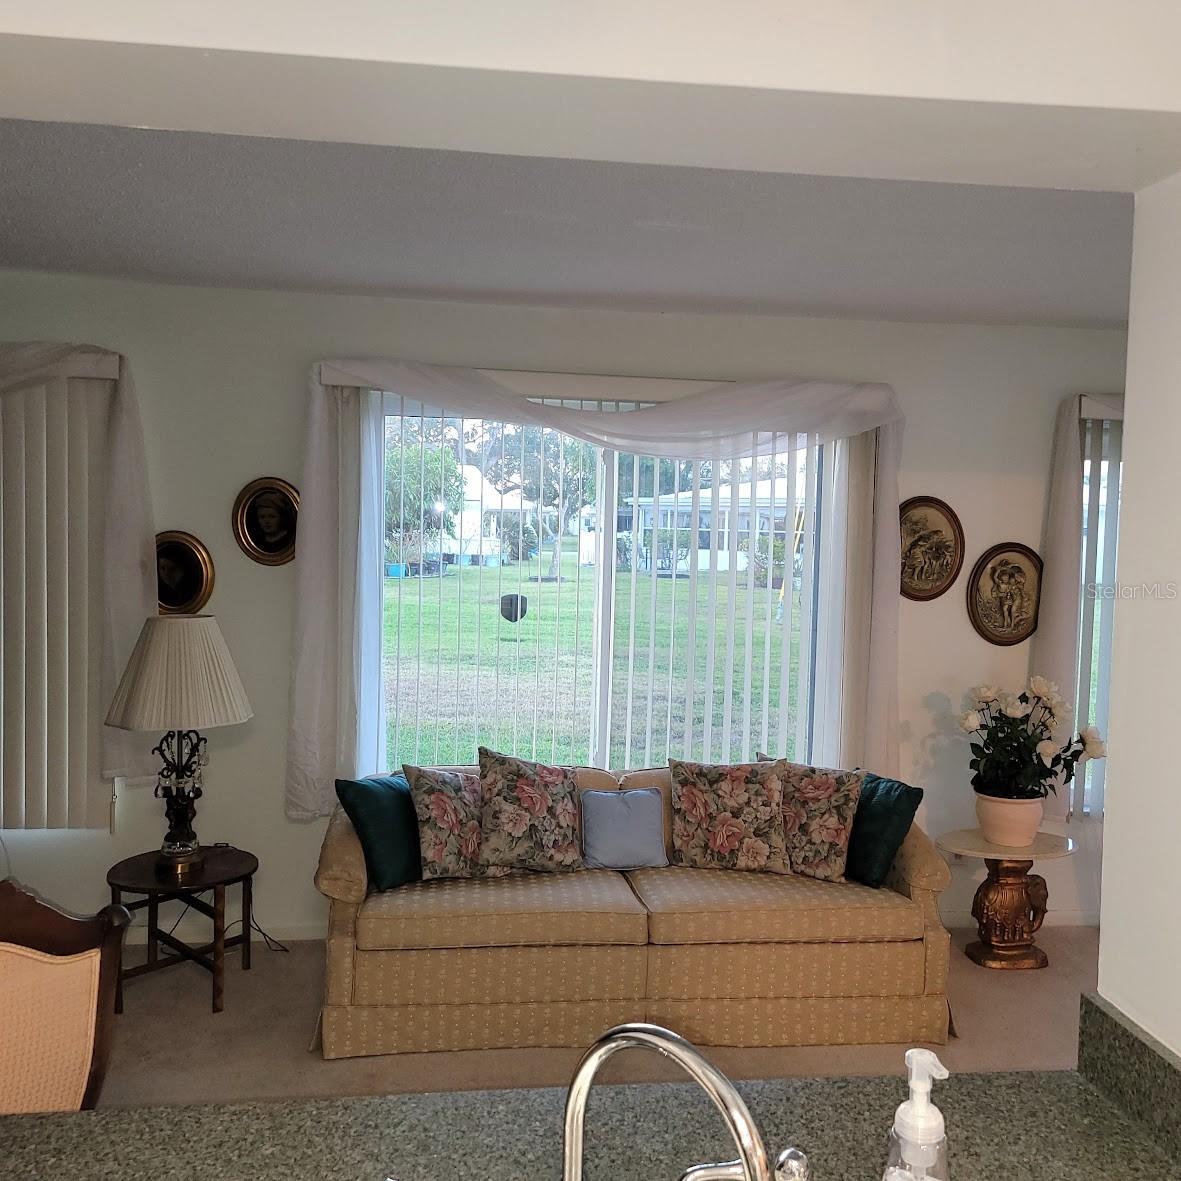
<box><xmin>155</xmin><ymin>848</ymin><xmax>204</xmax><ymax>882</ymax></box>
<box><xmin>968</xmin><ymin>857</ymin><xmax>1051</xmax><ymax>970</ymax></box>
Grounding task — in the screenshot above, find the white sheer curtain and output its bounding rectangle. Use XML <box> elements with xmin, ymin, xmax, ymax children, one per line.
<box><xmin>1034</xmin><ymin>392</ymin><xmax>1123</xmax><ymax>820</ymax></box>
<box><xmin>0</xmin><ymin>344</ymin><xmax>157</xmax><ymax>828</ymax></box>
<box><xmin>286</xmin><ymin>360</ymin><xmax>904</xmax><ymax>819</ymax></box>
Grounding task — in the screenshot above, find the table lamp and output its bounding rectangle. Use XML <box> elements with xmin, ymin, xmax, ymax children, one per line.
<box><xmin>106</xmin><ymin>615</ymin><xmax>253</xmax><ymax>880</ymax></box>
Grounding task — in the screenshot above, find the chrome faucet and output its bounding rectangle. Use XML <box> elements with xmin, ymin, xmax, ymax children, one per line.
<box><xmin>563</xmin><ymin>1023</ymin><xmax>810</xmax><ymax>1181</ymax></box>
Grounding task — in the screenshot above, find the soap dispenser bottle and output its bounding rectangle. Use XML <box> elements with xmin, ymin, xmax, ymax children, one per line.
<box><xmin>882</xmin><ymin>1048</ymin><xmax>950</xmax><ymax>1181</ymax></box>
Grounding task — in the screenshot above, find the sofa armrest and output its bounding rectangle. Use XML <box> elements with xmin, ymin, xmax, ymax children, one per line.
<box><xmin>888</xmin><ymin>823</ymin><xmax>951</xmax><ymax>893</ymax></box>
<box><xmin>314</xmin><ymin>805</ymin><xmax>368</xmax><ymax>904</ymax></box>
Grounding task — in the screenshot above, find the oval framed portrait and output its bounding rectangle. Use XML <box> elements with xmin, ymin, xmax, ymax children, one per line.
<box><xmin>156</xmin><ymin>531</ymin><xmax>215</xmax><ymax>615</ymax></box>
<box><xmin>900</xmin><ymin>496</ymin><xmax>965</xmax><ymax>601</ymax></box>
<box><xmin>232</xmin><ymin>476</ymin><xmax>299</xmax><ymax>566</ymax></box>
<box><xmin>966</xmin><ymin>541</ymin><xmax>1044</xmax><ymax>646</ymax></box>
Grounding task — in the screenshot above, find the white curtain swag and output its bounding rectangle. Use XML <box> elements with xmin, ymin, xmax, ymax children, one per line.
<box><xmin>286</xmin><ymin>359</ymin><xmax>904</xmax><ymax>819</ymax></box>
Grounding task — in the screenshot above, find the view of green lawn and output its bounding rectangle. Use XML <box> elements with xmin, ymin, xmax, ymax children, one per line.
<box><xmin>382</xmin><ymin>538</ymin><xmax>804</xmax><ymax>769</ymax></box>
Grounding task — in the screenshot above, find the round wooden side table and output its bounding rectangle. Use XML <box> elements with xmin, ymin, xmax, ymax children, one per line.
<box><xmin>107</xmin><ymin>845</ymin><xmax>258</xmax><ymax>1013</ymax></box>
<box><xmin>936</xmin><ymin>828</ymin><xmax>1075</xmax><ymax>970</ymax></box>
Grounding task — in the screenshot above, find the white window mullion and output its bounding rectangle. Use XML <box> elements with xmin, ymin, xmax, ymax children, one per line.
<box><xmin>1090</xmin><ymin>420</ymin><xmax>1122</xmax><ymax>815</ymax></box>
<box><xmin>795</xmin><ymin>438</ymin><xmax>818</xmax><ymax>761</ymax></box>
<box><xmin>682</xmin><ymin>463</ymin><xmax>702</xmax><ymax>758</ymax></box>
<box><xmin>591</xmin><ymin>445</ymin><xmax>617</xmax><ymax>767</ymax></box>
<box><xmin>776</xmin><ymin>434</ymin><xmax>798</xmax><ymax>758</ymax></box>
<box><xmin>643</xmin><ymin>464</ymin><xmax>662</xmax><ymax>765</ymax></box>
<box><xmin>623</xmin><ymin>452</ymin><xmax>642</xmax><ymax>766</ymax></box>
<box><xmin>759</xmin><ymin>434</ymin><xmax>780</xmax><ymax>757</ymax></box>
<box><xmin>454</xmin><ymin>416</ymin><xmax>465</xmax><ymax>762</ymax></box>
<box><xmin>1074</xmin><ymin>419</ymin><xmax>1104</xmax><ymax>816</ymax></box>
<box><xmin>741</xmin><ymin>434</ymin><xmax>758</xmax><ymax>759</ymax></box>
<box><xmin>702</xmin><ymin>476</ymin><xmax>721</xmax><ymax>762</ymax></box>
<box><xmin>664</xmin><ymin>459</ymin><xmax>681</xmax><ymax>759</ymax></box>
<box><xmin>721</xmin><ymin>452</ymin><xmax>741</xmax><ymax>760</ymax></box>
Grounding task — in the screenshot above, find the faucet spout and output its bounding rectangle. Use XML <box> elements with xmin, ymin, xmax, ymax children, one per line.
<box><xmin>562</xmin><ymin>1023</ymin><xmax>808</xmax><ymax>1181</ymax></box>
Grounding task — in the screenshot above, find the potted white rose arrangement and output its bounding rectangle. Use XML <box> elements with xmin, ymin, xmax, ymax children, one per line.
<box><xmin>959</xmin><ymin>676</ymin><xmax>1106</xmax><ymax>847</ymax></box>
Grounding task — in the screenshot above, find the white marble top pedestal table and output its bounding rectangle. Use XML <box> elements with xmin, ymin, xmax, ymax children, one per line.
<box><xmin>936</xmin><ymin>828</ymin><xmax>1076</xmax><ymax>970</ymax></box>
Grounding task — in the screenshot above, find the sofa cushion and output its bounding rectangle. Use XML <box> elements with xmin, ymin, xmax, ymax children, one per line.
<box><xmin>352</xmin><ymin>945</ymin><xmax>648</xmax><ymax>1005</ymax></box>
<box><xmin>646</xmin><ymin>939</ymin><xmax>927</xmax><ymax>1000</ymax></box>
<box><xmin>624</xmin><ymin>866</ymin><xmax>924</xmax><ymax>945</ymax></box>
<box><xmin>354</xmin><ymin>868</ymin><xmax>649</xmax><ymax>950</ymax></box>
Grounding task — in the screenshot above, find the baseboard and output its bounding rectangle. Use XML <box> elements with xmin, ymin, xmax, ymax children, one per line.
<box><xmin>124</xmin><ymin>920</ymin><xmax>327</xmax><ymax>946</ymax></box>
<box><xmin>1079</xmin><ymin>992</ymin><xmax>1181</xmax><ymax>1158</ymax></box>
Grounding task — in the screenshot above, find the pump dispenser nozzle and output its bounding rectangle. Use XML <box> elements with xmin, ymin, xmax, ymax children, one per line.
<box><xmin>895</xmin><ymin>1048</ymin><xmax>949</xmax><ymax>1146</ymax></box>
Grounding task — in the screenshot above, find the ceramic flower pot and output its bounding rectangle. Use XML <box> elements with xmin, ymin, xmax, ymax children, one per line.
<box><xmin>975</xmin><ymin>793</ymin><xmax>1044</xmax><ymax>847</ymax></box>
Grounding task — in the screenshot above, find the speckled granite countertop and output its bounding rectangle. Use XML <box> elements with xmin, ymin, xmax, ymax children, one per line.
<box><xmin>2</xmin><ymin>1071</ymin><xmax>1177</xmax><ymax>1181</ymax></box>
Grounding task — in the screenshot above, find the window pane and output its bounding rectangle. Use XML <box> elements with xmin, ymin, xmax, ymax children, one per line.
<box><xmin>607</xmin><ymin>438</ymin><xmax>817</xmax><ymax>767</ymax></box>
<box><xmin>382</xmin><ymin>411</ymin><xmax>597</xmax><ymax>768</ymax></box>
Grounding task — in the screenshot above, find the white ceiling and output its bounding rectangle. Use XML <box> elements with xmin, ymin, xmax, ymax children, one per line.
<box><xmin>0</xmin><ymin>119</ymin><xmax>1133</xmax><ymax>327</ymax></box>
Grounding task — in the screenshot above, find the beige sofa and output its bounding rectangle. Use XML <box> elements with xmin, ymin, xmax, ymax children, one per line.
<box><xmin>314</xmin><ymin>766</ymin><xmax>952</xmax><ymax>1059</ymax></box>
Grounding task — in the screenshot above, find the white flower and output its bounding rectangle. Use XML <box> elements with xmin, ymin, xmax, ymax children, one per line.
<box><xmin>959</xmin><ymin>710</ymin><xmax>982</xmax><ymax>733</ymax></box>
<box><xmin>1081</xmin><ymin>724</ymin><xmax>1107</xmax><ymax>759</ymax></box>
<box><xmin>972</xmin><ymin>685</ymin><xmax>999</xmax><ymax>704</ymax></box>
<box><xmin>1029</xmin><ymin>675</ymin><xmax>1058</xmax><ymax>700</ymax></box>
<box><xmin>1003</xmin><ymin>695</ymin><xmax>1032</xmax><ymax>719</ymax></box>
<box><xmin>1036</xmin><ymin>739</ymin><xmax>1058</xmax><ymax>767</ymax></box>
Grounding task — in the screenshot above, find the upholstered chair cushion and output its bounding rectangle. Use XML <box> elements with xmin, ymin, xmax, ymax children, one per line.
<box><xmin>0</xmin><ymin>943</ymin><xmax>100</xmax><ymax>1114</ymax></box>
<box><xmin>334</xmin><ymin>774</ymin><xmax>422</xmax><ymax>892</ymax></box>
<box><xmin>477</xmin><ymin>748</ymin><xmax>584</xmax><ymax>873</ymax></box>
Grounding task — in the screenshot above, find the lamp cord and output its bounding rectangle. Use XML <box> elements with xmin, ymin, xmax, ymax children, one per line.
<box><xmin>154</xmin><ymin>889</ymin><xmax>289</xmax><ymax>956</ymax></box>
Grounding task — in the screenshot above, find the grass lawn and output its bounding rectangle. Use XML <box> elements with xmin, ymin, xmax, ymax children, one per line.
<box><xmin>382</xmin><ymin>538</ymin><xmax>803</xmax><ymax>769</ymax></box>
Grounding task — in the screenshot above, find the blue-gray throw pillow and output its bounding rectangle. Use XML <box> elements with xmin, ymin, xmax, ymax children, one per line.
<box><xmin>334</xmin><ymin>774</ymin><xmax>422</xmax><ymax>892</ymax></box>
<box><xmin>581</xmin><ymin>788</ymin><xmax>669</xmax><ymax>870</ymax></box>
<box><xmin>844</xmin><ymin>772</ymin><xmax>923</xmax><ymax>889</ymax></box>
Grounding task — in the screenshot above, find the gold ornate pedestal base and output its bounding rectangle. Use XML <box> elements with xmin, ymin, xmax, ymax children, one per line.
<box><xmin>968</xmin><ymin>858</ymin><xmax>1050</xmax><ymax>970</ymax></box>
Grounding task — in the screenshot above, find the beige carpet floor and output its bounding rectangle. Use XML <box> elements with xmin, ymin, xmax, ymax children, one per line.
<box><xmin>100</xmin><ymin>927</ymin><xmax>1098</xmax><ymax>1108</ymax></box>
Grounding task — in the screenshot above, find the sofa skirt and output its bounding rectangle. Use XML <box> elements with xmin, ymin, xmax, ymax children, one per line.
<box><xmin>321</xmin><ymin>1000</ymin><xmax>645</xmax><ymax>1058</ymax></box>
<box><xmin>321</xmin><ymin>993</ymin><xmax>949</xmax><ymax>1057</ymax></box>
<box><xmin>647</xmin><ymin>995</ymin><xmax>949</xmax><ymax>1048</ymax></box>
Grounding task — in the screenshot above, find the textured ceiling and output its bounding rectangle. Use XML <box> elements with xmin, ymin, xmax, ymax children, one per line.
<box><xmin>0</xmin><ymin>119</ymin><xmax>1133</xmax><ymax>327</ymax></box>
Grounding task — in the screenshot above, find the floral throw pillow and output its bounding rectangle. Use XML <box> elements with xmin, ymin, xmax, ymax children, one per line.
<box><xmin>779</xmin><ymin>761</ymin><xmax>865</xmax><ymax>881</ymax></box>
<box><xmin>403</xmin><ymin>765</ymin><xmax>511</xmax><ymax>881</ymax></box>
<box><xmin>477</xmin><ymin>748</ymin><xmax>583</xmax><ymax>873</ymax></box>
<box><xmin>668</xmin><ymin>760</ymin><xmax>789</xmax><ymax>873</ymax></box>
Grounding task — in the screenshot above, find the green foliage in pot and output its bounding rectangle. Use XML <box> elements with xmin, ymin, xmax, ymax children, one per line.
<box><xmin>958</xmin><ymin>676</ymin><xmax>1106</xmax><ymax>800</ymax></box>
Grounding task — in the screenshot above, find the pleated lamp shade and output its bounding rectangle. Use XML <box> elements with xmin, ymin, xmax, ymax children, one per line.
<box><xmin>106</xmin><ymin>615</ymin><xmax>253</xmax><ymax>732</ymax></box>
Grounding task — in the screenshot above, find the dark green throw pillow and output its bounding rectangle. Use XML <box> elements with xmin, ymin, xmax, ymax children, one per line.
<box><xmin>845</xmin><ymin>772</ymin><xmax>923</xmax><ymax>889</ymax></box>
<box><xmin>334</xmin><ymin>774</ymin><xmax>422</xmax><ymax>892</ymax></box>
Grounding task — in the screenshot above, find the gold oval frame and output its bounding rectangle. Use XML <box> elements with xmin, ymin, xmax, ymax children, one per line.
<box><xmin>232</xmin><ymin>476</ymin><xmax>299</xmax><ymax>566</ymax></box>
<box><xmin>156</xmin><ymin>530</ymin><xmax>215</xmax><ymax>615</ymax></box>
<box><xmin>966</xmin><ymin>541</ymin><xmax>1044</xmax><ymax>647</ymax></box>
<box><xmin>900</xmin><ymin>495</ymin><xmax>965</xmax><ymax>602</ymax></box>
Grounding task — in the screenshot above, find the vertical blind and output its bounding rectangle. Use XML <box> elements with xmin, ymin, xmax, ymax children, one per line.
<box><xmin>0</xmin><ymin>345</ymin><xmax>156</xmax><ymax>830</ymax></box>
<box><xmin>379</xmin><ymin>401</ymin><xmax>832</xmax><ymax>772</ymax></box>
<box><xmin>1074</xmin><ymin>415</ymin><xmax>1122</xmax><ymax>817</ymax></box>
<box><xmin>0</xmin><ymin>377</ymin><xmax>109</xmax><ymax>828</ymax></box>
